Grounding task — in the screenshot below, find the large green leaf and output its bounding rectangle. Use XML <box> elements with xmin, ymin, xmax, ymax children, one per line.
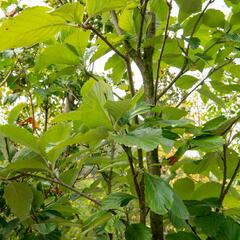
<box><xmin>51</xmin><ymin>2</ymin><xmax>84</xmax><ymax>23</ymax></box>
<box><xmin>166</xmin><ymin>232</ymin><xmax>199</xmax><ymax>240</ymax></box>
<box><xmin>170</xmin><ymin>193</ymin><xmax>190</xmax><ymax>219</ymax></box>
<box><xmin>0</xmin><ymin>125</ymin><xmax>39</xmax><ymax>153</ymax></box>
<box><xmin>64</xmin><ymin>29</ymin><xmax>90</xmax><ymax>56</ymax></box>
<box><xmin>173</xmin><ymin>178</ymin><xmax>195</xmax><ymax>200</ymax></box>
<box><xmin>203</xmin><ymin>9</ymin><xmax>225</xmax><ymax>28</ymax></box>
<box><xmin>4</xmin><ymin>182</ymin><xmax>33</xmax><ymax>220</ymax></box>
<box><xmin>102</xmin><ymin>192</ymin><xmax>135</xmax><ymax>210</ymax></box>
<box><xmin>79</xmin><ymin>81</ymin><xmax>113</xmax><ymax>130</ymax></box>
<box><xmin>8</xmin><ymin>103</ymin><xmax>26</xmax><ymax>125</ymax></box>
<box><xmin>125</xmin><ymin>224</ymin><xmax>152</xmax><ymax>240</ymax></box>
<box><xmin>150</xmin><ymin>0</ymin><xmax>168</xmax><ymax>21</ymax></box>
<box><xmin>87</xmin><ymin>0</ymin><xmax>128</xmax><ymax>16</ymax></box>
<box><xmin>7</xmin><ymin>148</ymin><xmax>49</xmax><ymax>172</ymax></box>
<box><xmin>175</xmin><ymin>75</ymin><xmax>198</xmax><ymax>89</ymax></box>
<box><xmin>144</xmin><ymin>173</ymin><xmax>174</xmax><ymax>215</ymax></box>
<box><xmin>198</xmin><ymin>84</ymin><xmax>225</xmax><ymax>108</ymax></box>
<box><xmin>38</xmin><ymin>123</ymin><xmax>72</xmax><ymax>152</ymax></box>
<box><xmin>178</xmin><ymin>0</ymin><xmax>202</xmax><ymax>14</ymax></box>
<box><xmin>194</xmin><ymin>212</ymin><xmax>225</xmax><ymax>237</ymax></box>
<box><xmin>0</xmin><ymin>7</ymin><xmax>67</xmax><ymax>51</ymax></box>
<box><xmin>190</xmin><ymin>135</ymin><xmax>224</xmax><ymax>152</ymax></box>
<box><xmin>36</xmin><ymin>44</ymin><xmax>80</xmax><ymax>70</ymax></box>
<box><xmin>114</xmin><ymin>127</ymin><xmax>173</xmax><ymax>152</ymax></box>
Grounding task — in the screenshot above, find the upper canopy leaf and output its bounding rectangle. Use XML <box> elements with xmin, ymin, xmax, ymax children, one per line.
<box><xmin>0</xmin><ymin>7</ymin><xmax>67</xmax><ymax>51</ymax></box>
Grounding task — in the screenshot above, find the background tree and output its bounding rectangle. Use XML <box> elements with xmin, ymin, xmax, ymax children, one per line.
<box><xmin>0</xmin><ymin>0</ymin><xmax>240</xmax><ymax>239</ymax></box>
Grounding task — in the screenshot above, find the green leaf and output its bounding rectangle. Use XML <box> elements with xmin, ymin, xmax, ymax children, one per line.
<box><xmin>38</xmin><ymin>122</ymin><xmax>72</xmax><ymax>162</ymax></box>
<box><xmin>144</xmin><ymin>173</ymin><xmax>174</xmax><ymax>215</ymax></box>
<box><xmin>48</xmin><ymin>127</ymin><xmax>108</xmax><ymax>158</ymax></box>
<box><xmin>51</xmin><ymin>2</ymin><xmax>84</xmax><ymax>23</ymax></box>
<box><xmin>178</xmin><ymin>0</ymin><xmax>202</xmax><ymax>14</ymax></box>
<box><xmin>170</xmin><ymin>193</ymin><xmax>190</xmax><ymax>219</ymax></box>
<box><xmin>194</xmin><ymin>212</ymin><xmax>225</xmax><ymax>237</ymax></box>
<box><xmin>173</xmin><ymin>178</ymin><xmax>195</xmax><ymax>200</ymax></box>
<box><xmin>4</xmin><ymin>182</ymin><xmax>33</xmax><ymax>220</ymax></box>
<box><xmin>33</xmin><ymin>223</ymin><xmax>56</xmax><ymax>235</ymax></box>
<box><xmin>125</xmin><ymin>224</ymin><xmax>152</xmax><ymax>240</ymax></box>
<box><xmin>190</xmin><ymin>135</ymin><xmax>224</xmax><ymax>152</ymax></box>
<box><xmin>105</xmin><ymin>99</ymin><xmax>130</xmax><ymax>118</ymax></box>
<box><xmin>79</xmin><ymin>81</ymin><xmax>113</xmax><ymax>130</ymax></box>
<box><xmin>105</xmin><ymin>54</ymin><xmax>126</xmax><ymax>83</ymax></box>
<box><xmin>192</xmin><ymin>182</ymin><xmax>221</xmax><ymax>200</ymax></box>
<box><xmin>8</xmin><ymin>103</ymin><xmax>26</xmax><ymax>124</ymax></box>
<box><xmin>198</xmin><ymin>84</ymin><xmax>225</xmax><ymax>108</ymax></box>
<box><xmin>7</xmin><ymin>148</ymin><xmax>49</xmax><ymax>172</ymax></box>
<box><xmin>0</xmin><ymin>7</ymin><xmax>67</xmax><ymax>51</ymax></box>
<box><xmin>87</xmin><ymin>0</ymin><xmax>128</xmax><ymax>16</ymax></box>
<box><xmin>102</xmin><ymin>192</ymin><xmax>135</xmax><ymax>210</ymax></box>
<box><xmin>217</xmin><ymin>217</ymin><xmax>240</xmax><ymax>240</ymax></box>
<box><xmin>175</xmin><ymin>75</ymin><xmax>198</xmax><ymax>89</ymax></box>
<box><xmin>0</xmin><ymin>125</ymin><xmax>39</xmax><ymax>153</ymax></box>
<box><xmin>150</xmin><ymin>0</ymin><xmax>168</xmax><ymax>21</ymax></box>
<box><xmin>203</xmin><ymin>9</ymin><xmax>225</xmax><ymax>28</ymax></box>
<box><xmin>36</xmin><ymin>44</ymin><xmax>80</xmax><ymax>70</ymax></box>
<box><xmin>166</xmin><ymin>231</ymin><xmax>199</xmax><ymax>240</ymax></box>
<box><xmin>153</xmin><ymin>106</ymin><xmax>187</xmax><ymax>120</ymax></box>
<box><xmin>64</xmin><ymin>29</ymin><xmax>90</xmax><ymax>56</ymax></box>
<box><xmin>82</xmin><ymin>210</ymin><xmax>112</xmax><ymax>234</ymax></box>
<box><xmin>114</xmin><ymin>127</ymin><xmax>173</xmax><ymax>152</ymax></box>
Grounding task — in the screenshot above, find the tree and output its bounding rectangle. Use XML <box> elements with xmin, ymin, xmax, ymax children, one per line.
<box><xmin>0</xmin><ymin>0</ymin><xmax>240</xmax><ymax>239</ymax></box>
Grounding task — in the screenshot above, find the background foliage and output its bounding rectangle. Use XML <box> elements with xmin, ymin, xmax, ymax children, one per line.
<box><xmin>0</xmin><ymin>0</ymin><xmax>240</xmax><ymax>239</ymax></box>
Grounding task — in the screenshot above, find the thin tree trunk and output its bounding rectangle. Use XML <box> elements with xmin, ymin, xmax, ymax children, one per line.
<box><xmin>141</xmin><ymin>13</ymin><xmax>164</xmax><ymax>240</ymax></box>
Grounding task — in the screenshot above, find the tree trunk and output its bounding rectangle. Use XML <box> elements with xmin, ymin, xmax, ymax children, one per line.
<box><xmin>141</xmin><ymin>13</ymin><xmax>164</xmax><ymax>240</ymax></box>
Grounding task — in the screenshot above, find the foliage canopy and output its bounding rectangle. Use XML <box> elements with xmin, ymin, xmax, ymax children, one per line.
<box><xmin>0</xmin><ymin>0</ymin><xmax>240</xmax><ymax>239</ymax></box>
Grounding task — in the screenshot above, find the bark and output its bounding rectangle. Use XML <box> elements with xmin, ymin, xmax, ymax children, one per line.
<box><xmin>142</xmin><ymin>13</ymin><xmax>164</xmax><ymax>240</ymax></box>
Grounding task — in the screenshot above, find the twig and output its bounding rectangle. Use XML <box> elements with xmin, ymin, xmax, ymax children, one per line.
<box><xmin>82</xmin><ymin>24</ymin><xmax>127</xmax><ymax>62</ymax></box>
<box><xmin>219</xmin><ymin>159</ymin><xmax>240</xmax><ymax>207</ymax></box>
<box><xmin>219</xmin><ymin>144</ymin><xmax>227</xmax><ymax>205</ymax></box>
<box><xmin>176</xmin><ymin>59</ymin><xmax>233</xmax><ymax>107</ymax></box>
<box><xmin>0</xmin><ymin>70</ymin><xmax>12</xmax><ymax>88</ymax></box>
<box><xmin>2</xmin><ymin>172</ymin><xmax>101</xmax><ymax>206</ymax></box>
<box><xmin>137</xmin><ymin>0</ymin><xmax>149</xmax><ymax>55</ymax></box>
<box><xmin>156</xmin><ymin>0</ymin><xmax>215</xmax><ymax>101</ymax></box>
<box><xmin>28</xmin><ymin>92</ymin><xmax>36</xmax><ymax>134</ymax></box>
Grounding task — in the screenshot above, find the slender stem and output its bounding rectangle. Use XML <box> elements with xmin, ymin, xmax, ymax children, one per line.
<box><xmin>4</xmin><ymin>137</ymin><xmax>11</xmax><ymax>163</ymax></box>
<box><xmin>186</xmin><ymin>220</ymin><xmax>201</xmax><ymax>240</ymax></box>
<box><xmin>2</xmin><ymin>172</ymin><xmax>101</xmax><ymax>206</ymax></box>
<box><xmin>28</xmin><ymin>92</ymin><xmax>36</xmax><ymax>134</ymax></box>
<box><xmin>154</xmin><ymin>0</ymin><xmax>172</xmax><ymax>103</ymax></box>
<box><xmin>82</xmin><ymin>24</ymin><xmax>127</xmax><ymax>62</ymax></box>
<box><xmin>156</xmin><ymin>65</ymin><xmax>187</xmax><ymax>101</ymax></box>
<box><xmin>137</xmin><ymin>0</ymin><xmax>149</xmax><ymax>54</ymax></box>
<box><xmin>0</xmin><ymin>70</ymin><xmax>12</xmax><ymax>88</ymax></box>
<box><xmin>44</xmin><ymin>97</ymin><xmax>49</xmax><ymax>132</ymax></box>
<box><xmin>176</xmin><ymin>59</ymin><xmax>233</xmax><ymax>107</ymax></box>
<box><xmin>156</xmin><ymin>0</ymin><xmax>215</xmax><ymax>101</ymax></box>
<box><xmin>219</xmin><ymin>144</ymin><xmax>227</xmax><ymax>205</ymax></box>
<box><xmin>122</xmin><ymin>145</ymin><xmax>141</xmax><ymax>199</ymax></box>
<box><xmin>126</xmin><ymin>55</ymin><xmax>135</xmax><ymax>96</ymax></box>
<box><xmin>219</xmin><ymin>159</ymin><xmax>240</xmax><ymax>207</ymax></box>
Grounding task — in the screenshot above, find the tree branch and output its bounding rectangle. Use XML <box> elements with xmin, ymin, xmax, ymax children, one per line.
<box><xmin>0</xmin><ymin>70</ymin><xmax>12</xmax><ymax>88</ymax></box>
<box><xmin>82</xmin><ymin>24</ymin><xmax>128</xmax><ymax>62</ymax></box>
<box><xmin>176</xmin><ymin>59</ymin><xmax>233</xmax><ymax>107</ymax></box>
<box><xmin>137</xmin><ymin>0</ymin><xmax>149</xmax><ymax>54</ymax></box>
<box><xmin>2</xmin><ymin>172</ymin><xmax>101</xmax><ymax>206</ymax></box>
<box><xmin>156</xmin><ymin>0</ymin><xmax>215</xmax><ymax>101</ymax></box>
